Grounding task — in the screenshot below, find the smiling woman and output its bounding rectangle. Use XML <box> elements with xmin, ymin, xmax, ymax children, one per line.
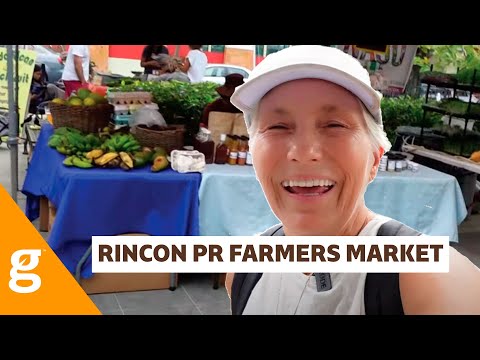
<box><xmin>224</xmin><ymin>45</ymin><xmax>480</xmax><ymax>315</ymax></box>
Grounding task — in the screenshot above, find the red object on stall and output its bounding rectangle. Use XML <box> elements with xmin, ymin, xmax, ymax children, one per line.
<box><xmin>88</xmin><ymin>84</ymin><xmax>108</xmax><ymax>97</ymax></box>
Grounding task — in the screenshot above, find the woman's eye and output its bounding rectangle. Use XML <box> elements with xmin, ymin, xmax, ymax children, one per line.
<box><xmin>268</xmin><ymin>124</ymin><xmax>288</xmax><ymax>130</ymax></box>
<box><xmin>327</xmin><ymin>123</ymin><xmax>345</xmax><ymax>128</ymax></box>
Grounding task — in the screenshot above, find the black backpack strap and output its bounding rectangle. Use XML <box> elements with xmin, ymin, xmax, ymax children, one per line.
<box><xmin>231</xmin><ymin>273</ymin><xmax>263</xmax><ymax>315</ymax></box>
<box><xmin>376</xmin><ymin>219</ymin><xmax>422</xmax><ymax>236</ymax></box>
<box><xmin>258</xmin><ymin>223</ymin><xmax>284</xmax><ymax>236</ymax></box>
<box><xmin>364</xmin><ymin>273</ymin><xmax>404</xmax><ymax>315</ymax></box>
<box><xmin>231</xmin><ymin>224</ymin><xmax>284</xmax><ymax>315</ymax></box>
<box><xmin>232</xmin><ymin>219</ymin><xmax>421</xmax><ymax>315</ymax></box>
<box><xmin>364</xmin><ymin>219</ymin><xmax>422</xmax><ymax>315</ymax></box>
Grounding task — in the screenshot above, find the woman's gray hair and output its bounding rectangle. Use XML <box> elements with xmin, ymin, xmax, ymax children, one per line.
<box><xmin>245</xmin><ymin>99</ymin><xmax>392</xmax><ymax>153</ymax></box>
<box><xmin>359</xmin><ymin>100</ymin><xmax>392</xmax><ymax>153</ymax></box>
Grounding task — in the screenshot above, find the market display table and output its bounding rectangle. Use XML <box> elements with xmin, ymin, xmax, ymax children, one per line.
<box><xmin>22</xmin><ymin>124</ymin><xmax>201</xmax><ymax>281</ymax></box>
<box><xmin>403</xmin><ymin>144</ymin><xmax>480</xmax><ymax>175</ymax></box>
<box><xmin>198</xmin><ymin>164</ymin><xmax>467</xmax><ymax>243</ymax></box>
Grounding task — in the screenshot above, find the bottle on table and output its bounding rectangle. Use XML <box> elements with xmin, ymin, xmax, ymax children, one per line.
<box><xmin>214</xmin><ymin>134</ymin><xmax>229</xmax><ymax>165</ymax></box>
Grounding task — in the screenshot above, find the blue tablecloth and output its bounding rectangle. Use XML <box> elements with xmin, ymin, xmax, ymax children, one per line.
<box><xmin>198</xmin><ymin>164</ymin><xmax>467</xmax><ymax>242</ymax></box>
<box><xmin>22</xmin><ymin>124</ymin><xmax>201</xmax><ymax>278</ymax></box>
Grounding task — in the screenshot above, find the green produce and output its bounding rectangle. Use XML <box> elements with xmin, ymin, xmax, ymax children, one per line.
<box><xmin>101</xmin><ymin>133</ymin><xmax>141</xmax><ymax>153</ymax></box>
<box><xmin>72</xmin><ymin>156</ymin><xmax>94</xmax><ymax>168</ymax></box>
<box><xmin>151</xmin><ymin>155</ymin><xmax>169</xmax><ymax>172</ymax></box>
<box><xmin>63</xmin><ymin>156</ymin><xmax>74</xmax><ymax>166</ymax></box>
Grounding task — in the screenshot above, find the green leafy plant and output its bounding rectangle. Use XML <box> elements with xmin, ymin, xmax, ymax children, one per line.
<box><xmin>109</xmin><ymin>80</ymin><xmax>220</xmax><ymax>142</ymax></box>
<box><xmin>381</xmin><ymin>96</ymin><xmax>443</xmax><ymax>143</ymax></box>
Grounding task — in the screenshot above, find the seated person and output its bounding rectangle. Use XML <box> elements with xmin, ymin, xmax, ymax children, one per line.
<box><xmin>141</xmin><ymin>45</ymin><xmax>170</xmax><ymax>75</ymax></box>
<box><xmin>30</xmin><ymin>64</ymin><xmax>65</xmax><ymax>112</ymax></box>
<box><xmin>151</xmin><ymin>56</ymin><xmax>190</xmax><ymax>83</ymax></box>
<box><xmin>201</xmin><ymin>73</ymin><xmax>244</xmax><ymax>127</ymax></box>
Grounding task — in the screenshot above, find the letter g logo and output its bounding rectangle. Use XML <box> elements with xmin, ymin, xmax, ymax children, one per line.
<box><xmin>9</xmin><ymin>249</ymin><xmax>42</xmax><ymax>294</ymax></box>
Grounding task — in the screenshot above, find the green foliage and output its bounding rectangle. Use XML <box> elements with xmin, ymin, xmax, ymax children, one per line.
<box><xmin>415</xmin><ymin>45</ymin><xmax>480</xmax><ymax>74</ymax></box>
<box><xmin>381</xmin><ymin>96</ymin><xmax>443</xmax><ymax>143</ymax></box>
<box><xmin>437</xmin><ymin>98</ymin><xmax>480</xmax><ymax>115</ymax></box>
<box><xmin>109</xmin><ymin>80</ymin><xmax>220</xmax><ymax>139</ymax></box>
<box><xmin>110</xmin><ymin>80</ymin><xmax>219</xmax><ymax>121</ymax></box>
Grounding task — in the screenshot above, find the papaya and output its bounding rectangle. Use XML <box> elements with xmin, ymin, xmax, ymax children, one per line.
<box><xmin>132</xmin><ymin>151</ymin><xmax>150</xmax><ymax>168</ymax></box>
<box><xmin>151</xmin><ymin>155</ymin><xmax>169</xmax><ymax>172</ymax></box>
<box><xmin>470</xmin><ymin>151</ymin><xmax>480</xmax><ymax>163</ymax></box>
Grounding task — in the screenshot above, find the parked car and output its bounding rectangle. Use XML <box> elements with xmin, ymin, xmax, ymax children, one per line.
<box><xmin>0</xmin><ymin>45</ymin><xmax>65</xmax><ymax>85</ymax></box>
<box><xmin>202</xmin><ymin>64</ymin><xmax>251</xmax><ymax>85</ymax></box>
<box><xmin>26</xmin><ymin>45</ymin><xmax>65</xmax><ymax>84</ymax></box>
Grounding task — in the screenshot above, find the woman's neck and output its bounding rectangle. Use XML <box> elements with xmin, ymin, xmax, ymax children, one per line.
<box><xmin>284</xmin><ymin>207</ymin><xmax>375</xmax><ymax>236</ymax></box>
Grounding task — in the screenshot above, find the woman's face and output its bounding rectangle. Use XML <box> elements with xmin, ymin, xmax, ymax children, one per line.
<box><xmin>33</xmin><ymin>70</ymin><xmax>42</xmax><ymax>81</ymax></box>
<box><xmin>251</xmin><ymin>79</ymin><xmax>382</xmax><ymax>235</ymax></box>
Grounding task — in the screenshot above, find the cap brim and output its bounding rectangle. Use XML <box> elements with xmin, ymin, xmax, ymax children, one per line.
<box><xmin>230</xmin><ymin>63</ymin><xmax>382</xmax><ymax>125</ymax></box>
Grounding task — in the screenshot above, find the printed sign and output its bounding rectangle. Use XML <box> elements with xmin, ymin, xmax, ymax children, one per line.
<box><xmin>336</xmin><ymin>45</ymin><xmax>418</xmax><ymax>96</ymax></box>
<box><xmin>0</xmin><ymin>48</ymin><xmax>36</xmax><ymax>126</ymax></box>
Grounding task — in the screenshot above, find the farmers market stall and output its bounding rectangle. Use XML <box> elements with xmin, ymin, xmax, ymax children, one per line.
<box><xmin>198</xmin><ymin>163</ymin><xmax>467</xmax><ymax>242</ymax></box>
<box><xmin>19</xmin><ymin>76</ymin><xmax>469</xmax><ymax>292</ymax></box>
<box><xmin>22</xmin><ymin>123</ymin><xmax>201</xmax><ymax>281</ymax></box>
<box><xmin>22</xmin><ymin>124</ymin><xmax>467</xmax><ymax>292</ymax></box>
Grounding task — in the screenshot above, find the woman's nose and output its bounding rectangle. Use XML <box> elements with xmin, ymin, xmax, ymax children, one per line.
<box><xmin>286</xmin><ymin>130</ymin><xmax>324</xmax><ymax>162</ymax></box>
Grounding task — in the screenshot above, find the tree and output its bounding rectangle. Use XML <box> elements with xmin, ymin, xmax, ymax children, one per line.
<box><xmin>415</xmin><ymin>45</ymin><xmax>480</xmax><ymax>73</ymax></box>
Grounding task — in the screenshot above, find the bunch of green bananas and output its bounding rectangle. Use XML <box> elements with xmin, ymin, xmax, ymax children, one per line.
<box><xmin>101</xmin><ymin>133</ymin><xmax>141</xmax><ymax>153</ymax></box>
<box><xmin>63</xmin><ymin>154</ymin><xmax>94</xmax><ymax>169</ymax></box>
<box><xmin>48</xmin><ymin>127</ymin><xmax>103</xmax><ymax>156</ymax></box>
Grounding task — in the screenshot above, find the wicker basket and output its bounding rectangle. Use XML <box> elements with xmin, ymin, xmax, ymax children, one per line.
<box><xmin>131</xmin><ymin>124</ymin><xmax>185</xmax><ymax>151</ymax></box>
<box><xmin>49</xmin><ymin>102</ymin><xmax>114</xmax><ymax>134</ymax></box>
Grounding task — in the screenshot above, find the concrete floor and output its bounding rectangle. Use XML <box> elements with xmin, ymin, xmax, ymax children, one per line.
<box><xmin>2</xmin><ymin>140</ymin><xmax>479</xmax><ymax>315</ymax></box>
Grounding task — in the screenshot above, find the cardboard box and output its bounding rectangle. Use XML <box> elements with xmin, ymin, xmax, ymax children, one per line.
<box><xmin>42</xmin><ymin>204</ymin><xmax>179</xmax><ymax>294</ymax></box>
<box><xmin>80</xmin><ymin>272</ymin><xmax>176</xmax><ymax>295</ymax></box>
<box><xmin>79</xmin><ymin>233</ymin><xmax>178</xmax><ymax>294</ymax></box>
<box><xmin>208</xmin><ymin>112</ymin><xmax>248</xmax><ymax>145</ymax></box>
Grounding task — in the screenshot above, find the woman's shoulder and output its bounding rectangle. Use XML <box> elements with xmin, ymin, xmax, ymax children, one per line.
<box><xmin>359</xmin><ymin>214</ymin><xmax>392</xmax><ymax>236</ymax></box>
<box><xmin>400</xmin><ymin>246</ymin><xmax>480</xmax><ymax>314</ymax></box>
<box><xmin>257</xmin><ymin>223</ymin><xmax>284</xmax><ymax>236</ymax></box>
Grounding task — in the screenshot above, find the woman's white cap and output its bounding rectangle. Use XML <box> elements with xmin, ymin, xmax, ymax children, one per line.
<box><xmin>230</xmin><ymin>45</ymin><xmax>383</xmax><ymax>128</ymax></box>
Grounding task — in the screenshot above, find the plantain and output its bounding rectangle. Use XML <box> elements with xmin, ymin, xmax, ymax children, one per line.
<box><xmin>94</xmin><ymin>152</ymin><xmax>119</xmax><ymax>166</ymax></box>
<box><xmin>63</xmin><ymin>156</ymin><xmax>74</xmax><ymax>166</ymax></box>
<box><xmin>119</xmin><ymin>161</ymin><xmax>131</xmax><ymax>171</ymax></box>
<box><xmin>119</xmin><ymin>152</ymin><xmax>134</xmax><ymax>168</ymax></box>
<box><xmin>86</xmin><ymin>149</ymin><xmax>104</xmax><ymax>160</ymax></box>
<box><xmin>56</xmin><ymin>146</ymin><xmax>70</xmax><ymax>155</ymax></box>
<box><xmin>106</xmin><ymin>157</ymin><xmax>121</xmax><ymax>168</ymax></box>
<box><xmin>72</xmin><ymin>156</ymin><xmax>94</xmax><ymax>169</ymax></box>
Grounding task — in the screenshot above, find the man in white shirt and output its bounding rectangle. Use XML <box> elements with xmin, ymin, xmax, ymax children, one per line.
<box><xmin>181</xmin><ymin>45</ymin><xmax>207</xmax><ymax>83</ymax></box>
<box><xmin>61</xmin><ymin>45</ymin><xmax>90</xmax><ymax>97</ymax></box>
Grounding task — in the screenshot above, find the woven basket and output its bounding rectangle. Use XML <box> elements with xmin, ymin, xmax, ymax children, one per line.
<box><xmin>49</xmin><ymin>102</ymin><xmax>114</xmax><ymax>134</ymax></box>
<box><xmin>131</xmin><ymin>124</ymin><xmax>185</xmax><ymax>152</ymax></box>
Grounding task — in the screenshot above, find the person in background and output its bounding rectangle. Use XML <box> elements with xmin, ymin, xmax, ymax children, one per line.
<box><xmin>201</xmin><ymin>73</ymin><xmax>244</xmax><ymax>126</ymax></box>
<box><xmin>180</xmin><ymin>45</ymin><xmax>207</xmax><ymax>83</ymax></box>
<box><xmin>141</xmin><ymin>45</ymin><xmax>170</xmax><ymax>75</ymax></box>
<box><xmin>30</xmin><ymin>64</ymin><xmax>65</xmax><ymax>110</ymax></box>
<box><xmin>152</xmin><ymin>56</ymin><xmax>190</xmax><ymax>83</ymax></box>
<box><xmin>61</xmin><ymin>45</ymin><xmax>90</xmax><ymax>97</ymax></box>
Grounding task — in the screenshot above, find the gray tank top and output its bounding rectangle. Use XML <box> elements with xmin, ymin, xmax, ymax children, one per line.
<box><xmin>242</xmin><ymin>214</ymin><xmax>392</xmax><ymax>315</ymax></box>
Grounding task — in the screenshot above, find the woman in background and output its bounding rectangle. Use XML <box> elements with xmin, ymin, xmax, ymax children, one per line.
<box><xmin>180</xmin><ymin>45</ymin><xmax>207</xmax><ymax>83</ymax></box>
<box><xmin>141</xmin><ymin>45</ymin><xmax>170</xmax><ymax>75</ymax></box>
